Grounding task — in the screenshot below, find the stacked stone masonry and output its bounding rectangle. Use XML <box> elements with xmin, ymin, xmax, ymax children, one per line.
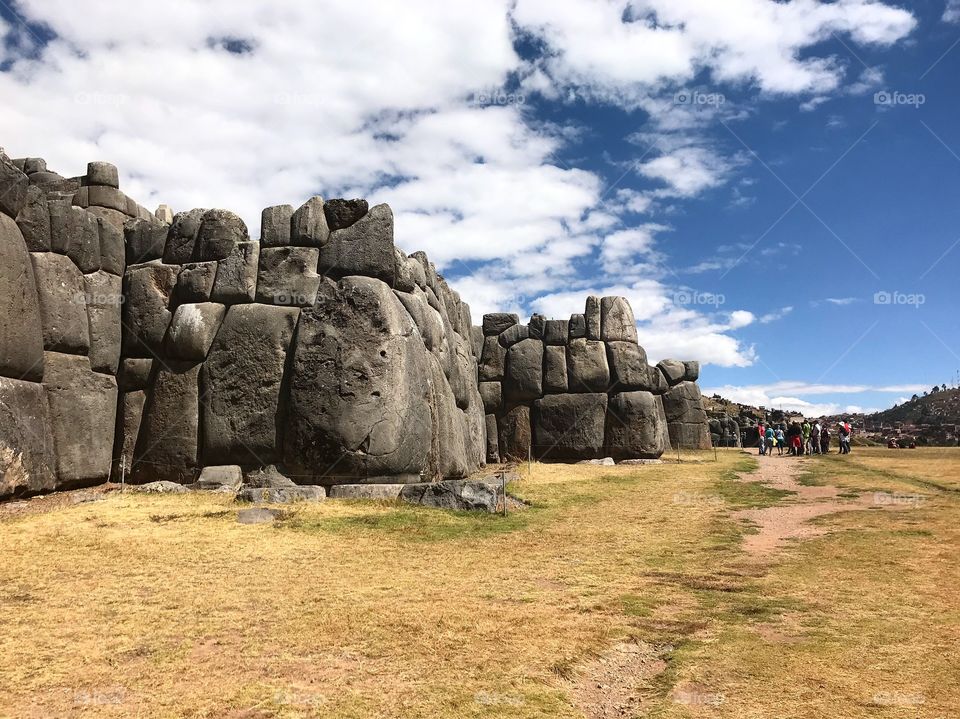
<box><xmin>0</xmin><ymin>148</ymin><xmax>711</xmax><ymax>499</ymax></box>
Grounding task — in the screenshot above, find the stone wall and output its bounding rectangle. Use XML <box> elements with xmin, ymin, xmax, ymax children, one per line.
<box><xmin>1</xmin><ymin>148</ymin><xmax>712</xmax><ymax>499</ymax></box>
<box><xmin>476</xmin><ymin>300</ymin><xmax>710</xmax><ymax>463</ymax></box>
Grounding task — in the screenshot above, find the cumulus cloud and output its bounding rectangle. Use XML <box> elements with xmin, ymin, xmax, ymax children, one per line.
<box><xmin>0</xmin><ymin>0</ymin><xmax>917</xmax><ymax>368</ymax></box>
<box><xmin>701</xmin><ymin>381</ymin><xmax>928</xmax><ymax>415</ymax></box>
<box><xmin>945</xmin><ymin>0</ymin><xmax>960</xmax><ymax>23</ymax></box>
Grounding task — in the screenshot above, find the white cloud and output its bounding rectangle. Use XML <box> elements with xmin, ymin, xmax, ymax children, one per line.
<box><xmin>945</xmin><ymin>0</ymin><xmax>960</xmax><ymax>23</ymax></box>
<box><xmin>702</xmin><ymin>381</ymin><xmax>928</xmax><ymax>416</ymax></box>
<box><xmin>759</xmin><ymin>306</ymin><xmax>794</xmax><ymax>323</ymax></box>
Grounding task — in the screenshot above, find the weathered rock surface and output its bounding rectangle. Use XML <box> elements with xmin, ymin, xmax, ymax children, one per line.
<box><xmin>83</xmin><ymin>270</ymin><xmax>122</xmax><ymax>374</ymax></box>
<box><xmin>606</xmin><ymin>341</ymin><xmax>649</xmax><ymax>391</ymax></box>
<box><xmin>237</xmin><ymin>485</ymin><xmax>326</xmax><ymax>503</ymax></box>
<box><xmin>585</xmin><ymin>296</ymin><xmax>601</xmax><ymax>340</ymax></box>
<box><xmin>260</xmin><ymin>204</ymin><xmax>293</xmax><ymax>247</ymax></box>
<box><xmin>165</xmin><ymin>302</ymin><xmax>226</xmax><ymax>361</ymax></box>
<box><xmin>566</xmin><ymin>338</ymin><xmax>610</xmax><ymax>393</ymax></box>
<box><xmin>195</xmin><ymin>209</ymin><xmax>249</xmax><ymax>261</ymax></box>
<box><xmin>533</xmin><ymin>393</ymin><xmax>607</xmax><ymax>460</ymax></box>
<box><xmin>662</xmin><ymin>381</ymin><xmax>712</xmax><ymax>450</ymax></box>
<box><xmin>0</xmin><ymin>150</ymin><xmax>29</xmax><ymax>218</ymax></box>
<box><xmin>319</xmin><ymin>204</ymin><xmax>395</xmax><ymax>284</ymax></box>
<box><xmin>163</xmin><ymin>208</ymin><xmax>206</xmax><ymax>264</ymax></box>
<box><xmin>543</xmin><ymin>345</ymin><xmax>568</xmax><ymax>394</ymax></box>
<box><xmin>113</xmin><ymin>390</ymin><xmax>145</xmax><ymax>480</ymax></box>
<box><xmin>124</xmin><ymin>217</ymin><xmax>167</xmax><ymax>265</ymax></box>
<box><xmin>399</xmin><ymin>479</ymin><xmax>504</xmax><ymax>513</ymax></box>
<box><xmin>211</xmin><ymin>240</ymin><xmax>259</xmax><ymax>304</ymax></box>
<box><xmin>29</xmin><ymin>251</ymin><xmax>90</xmax><ymax>357</ymax></box>
<box><xmin>479</xmin><ymin>335</ymin><xmax>506</xmax><ymax>381</ymax></box>
<box><xmin>175</xmin><ymin>261</ymin><xmax>218</xmax><ymax>303</ymax></box>
<box><xmin>122</xmin><ymin>263</ymin><xmax>178</xmax><ymax>357</ymax></box>
<box><xmin>202</xmin><ymin>304</ymin><xmax>299</xmax><ymax>465</ymax></box>
<box><xmin>291</xmin><ymin>197</ymin><xmax>330</xmax><ymax>247</ymax></box>
<box><xmin>0</xmin><ymin>377</ymin><xmax>56</xmax><ymax>498</ymax></box>
<box><xmin>323</xmin><ymin>198</ymin><xmax>368</xmax><ymax>230</ymax></box>
<box><xmin>132</xmin><ymin>361</ymin><xmax>200</xmax><ymax>484</ymax></box>
<box><xmin>15</xmin><ymin>185</ymin><xmax>51</xmax><ymax>252</ymax></box>
<box><xmin>1</xmin><ymin>217</ymin><xmax>45</xmax><ymax>380</ymax></box>
<box><xmin>497</xmin><ymin>404</ymin><xmax>531</xmax><ymax>461</ymax></box>
<box><xmin>600</xmin><ymin>296</ymin><xmax>638</xmax><ymax>343</ymax></box>
<box><xmin>479</xmin><ymin>381</ymin><xmax>502</xmax><ymax>414</ymax></box>
<box><xmin>118</xmin><ymin>358</ymin><xmax>153</xmax><ymax>391</ymax></box>
<box><xmin>482</xmin><ymin>313</ymin><xmax>518</xmax><ymax>336</ymax></box>
<box><xmin>256</xmin><ymin>246</ymin><xmax>321</xmax><ymax>306</ymax></box>
<box><xmin>543</xmin><ymin>319</ymin><xmax>568</xmax><ymax>345</ymax></box>
<box><xmin>42</xmin><ymin>352</ymin><xmax>117</xmax><ymax>487</ymax></box>
<box><xmin>606</xmin><ymin>391</ymin><xmax>669</xmax><ymax>460</ymax></box>
<box><xmin>285</xmin><ymin>277</ymin><xmax>434</xmax><ymax>482</ymax></box>
<box><xmin>498</xmin><ymin>323</ymin><xmax>529</xmax><ymax>348</ymax></box>
<box><xmin>504</xmin><ymin>338</ymin><xmax>543</xmax><ymax>402</ymax></box>
<box><xmin>657</xmin><ymin>359</ymin><xmax>687</xmax><ymax>386</ymax></box>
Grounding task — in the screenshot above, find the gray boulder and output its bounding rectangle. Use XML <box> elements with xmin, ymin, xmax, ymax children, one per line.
<box><xmin>399</xmin><ymin>480</ymin><xmax>504</xmax><ymax>513</ymax></box>
<box><xmin>211</xmin><ymin>240</ymin><xmax>259</xmax><ymax>303</ymax></box>
<box><xmin>113</xmin><ymin>390</ymin><xmax>145</xmax><ymax>481</ymax></box>
<box><xmin>132</xmin><ymin>361</ymin><xmax>201</xmax><ymax>484</ymax></box>
<box><xmin>195</xmin><ymin>465</ymin><xmax>244</xmax><ymax>490</ymax></box>
<box><xmin>1</xmin><ymin>218</ymin><xmax>45</xmax><ymax>380</ymax></box>
<box><xmin>0</xmin><ymin>377</ymin><xmax>57</xmax><ymax>498</ymax></box>
<box><xmin>497</xmin><ymin>404</ymin><xmax>531</xmax><ymax>461</ymax></box>
<box><xmin>425</xmin><ymin>353</ymin><xmax>470</xmax><ymax>480</ymax></box>
<box><xmin>236</xmin><ymin>485</ymin><xmax>326</xmax><ymax>503</ymax></box>
<box><xmin>163</xmin><ymin>208</ymin><xmax>206</xmax><ymax>264</ymax></box>
<box><xmin>64</xmin><ymin>209</ymin><xmax>101</xmax><ymax>274</ymax></box>
<box><xmin>174</xmin><ymin>261</ymin><xmax>218</xmax><ymax>303</ymax></box>
<box><xmin>683</xmin><ymin>360</ymin><xmax>700</xmax><ymax>382</ymax></box>
<box><xmin>87</xmin><ymin>185</ymin><xmax>127</xmax><ymax>214</ymax></box>
<box><xmin>97</xmin><ymin>217</ymin><xmax>125</xmax><ymax>276</ymax></box>
<box><xmin>122</xmin><ymin>263</ymin><xmax>178</xmax><ymax>357</ymax></box>
<box><xmin>657</xmin><ymin>359</ymin><xmax>687</xmax><ymax>386</ymax></box>
<box><xmin>607</xmin><ymin>341</ymin><xmax>650</xmax><ymax>391</ymax></box>
<box><xmin>485</xmin><ymin>413</ymin><xmax>500</xmax><ymax>464</ymax></box>
<box><xmin>124</xmin><ymin>217</ymin><xmax>167</xmax><ymax>265</ymax></box>
<box><xmin>82</xmin><ymin>270</ymin><xmax>122</xmax><ymax>374</ymax></box>
<box><xmin>319</xmin><ymin>203</ymin><xmax>395</xmax><ymax>284</ymax></box>
<box><xmin>543</xmin><ymin>345</ymin><xmax>568</xmax><ymax>393</ymax></box>
<box><xmin>661</xmin><ymin>381</ymin><xmax>712</xmax><ymax>450</ymax></box>
<box><xmin>478</xmin><ymin>335</ymin><xmax>506</xmax><ymax>381</ymax></box>
<box><xmin>202</xmin><ymin>304</ymin><xmax>299</xmax><ymax>465</ymax></box>
<box><xmin>0</xmin><ymin>150</ymin><xmax>29</xmax><ymax>218</ymax></box>
<box><xmin>284</xmin><ymin>276</ymin><xmax>434</xmax><ymax>482</ymax></box>
<box><xmin>260</xmin><ymin>204</ymin><xmax>293</xmax><ymax>247</ymax></box>
<box><xmin>482</xmin><ymin>312</ymin><xmax>518</xmax><ymax>336</ymax></box>
<box><xmin>117</xmin><ymin>358</ymin><xmax>153</xmax><ymax>391</ymax></box>
<box><xmin>585</xmin><ymin>296</ymin><xmax>601</xmax><ymax>340</ymax></box>
<box><xmin>165</xmin><ymin>302</ymin><xmax>226</xmax><ymax>361</ymax></box>
<box><xmin>479</xmin><ymin>381</ymin><xmax>502</xmax><ymax>414</ymax></box>
<box><xmin>135</xmin><ymin>480</ymin><xmax>188</xmax><ymax>494</ymax></box>
<box><xmin>15</xmin><ymin>185</ymin><xmax>51</xmax><ymax>251</ymax></box>
<box><xmin>243</xmin><ymin>464</ymin><xmax>297</xmax><ymax>488</ymax></box>
<box><xmin>543</xmin><ymin>319</ymin><xmax>568</xmax><ymax>345</ymax></box>
<box><xmin>291</xmin><ymin>196</ymin><xmax>330</xmax><ymax>247</ymax></box>
<box><xmin>606</xmin><ymin>391</ymin><xmax>669</xmax><ymax>460</ymax></box>
<box><xmin>29</xmin><ymin>251</ymin><xmax>90</xmax><ymax>357</ymax></box>
<box><xmin>503</xmin><ymin>338</ymin><xmax>543</xmax><ymax>402</ymax></box>
<box><xmin>327</xmin><ymin>483</ymin><xmax>403</xmax><ymax>500</ymax></box>
<box><xmin>533</xmin><ymin>393</ymin><xmax>607</xmax><ymax>460</ymax></box>
<box><xmin>195</xmin><ymin>209</ymin><xmax>249</xmax><ymax>261</ymax></box>
<box><xmin>256</xmin><ymin>246</ymin><xmax>322</xmax><ymax>306</ymax></box>
<box><xmin>323</xmin><ymin>198</ymin><xmax>368</xmax><ymax>230</ymax></box>
<box><xmin>568</xmin><ymin>313</ymin><xmax>586</xmax><ymax>339</ymax></box>
<box><xmin>600</xmin><ymin>296</ymin><xmax>638</xmax><ymax>343</ymax></box>
<box><xmin>566</xmin><ymin>338</ymin><xmax>610</xmax><ymax>393</ymax></box>
<box><xmin>498</xmin><ymin>323</ymin><xmax>529</xmax><ymax>348</ymax></box>
<box><xmin>85</xmin><ymin>161</ymin><xmax>119</xmax><ymax>188</ymax></box>
<box><xmin>42</xmin><ymin>352</ymin><xmax>117</xmax><ymax>487</ymax></box>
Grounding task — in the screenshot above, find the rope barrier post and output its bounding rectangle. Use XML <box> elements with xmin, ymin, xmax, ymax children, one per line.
<box><xmin>501</xmin><ymin>471</ymin><xmax>507</xmax><ymax>518</ymax></box>
<box><xmin>120</xmin><ymin>456</ymin><xmax>126</xmax><ymax>493</ymax></box>
<box><xmin>677</xmin><ymin>439</ymin><xmax>681</xmax><ymax>464</ymax></box>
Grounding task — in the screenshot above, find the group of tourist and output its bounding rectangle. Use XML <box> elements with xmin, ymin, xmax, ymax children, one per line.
<box><xmin>756</xmin><ymin>420</ymin><xmax>852</xmax><ymax>456</ymax></box>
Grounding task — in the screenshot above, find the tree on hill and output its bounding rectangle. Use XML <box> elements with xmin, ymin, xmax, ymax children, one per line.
<box><xmin>911</xmin><ymin>394</ymin><xmax>919</xmax><ymax>402</ymax></box>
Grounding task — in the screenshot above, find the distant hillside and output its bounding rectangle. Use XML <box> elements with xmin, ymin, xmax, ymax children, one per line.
<box><xmin>868</xmin><ymin>387</ymin><xmax>960</xmax><ymax>427</ymax></box>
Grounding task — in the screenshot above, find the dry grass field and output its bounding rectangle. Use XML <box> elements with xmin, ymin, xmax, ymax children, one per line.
<box><xmin>0</xmin><ymin>447</ymin><xmax>957</xmax><ymax>718</ymax></box>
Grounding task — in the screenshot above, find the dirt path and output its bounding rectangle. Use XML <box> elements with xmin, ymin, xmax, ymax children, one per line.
<box><xmin>733</xmin><ymin>453</ymin><xmax>891</xmax><ymax>557</ymax></box>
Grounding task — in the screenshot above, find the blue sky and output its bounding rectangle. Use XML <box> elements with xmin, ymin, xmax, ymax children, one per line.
<box><xmin>1</xmin><ymin>0</ymin><xmax>958</xmax><ymax>415</ymax></box>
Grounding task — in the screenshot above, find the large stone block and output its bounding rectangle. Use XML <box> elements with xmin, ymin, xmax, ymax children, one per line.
<box><xmin>497</xmin><ymin>403</ymin><xmax>531</xmax><ymax>461</ymax></box>
<box><xmin>600</xmin><ymin>296</ymin><xmax>638</xmax><ymax>343</ymax></box>
<box><xmin>174</xmin><ymin>261</ymin><xmax>218</xmax><ymax>303</ymax></box>
<box><xmin>117</xmin><ymin>358</ymin><xmax>153</xmax><ymax>392</ymax></box>
<box><xmin>394</xmin><ymin>287</ymin><xmax>444</xmax><ymax>352</ymax></box>
<box><xmin>1</xmin><ymin>218</ymin><xmax>45</xmax><ymax>380</ymax></box>
<box><xmin>87</xmin><ymin>185</ymin><xmax>127</xmax><ymax>213</ymax></box>
<box><xmin>532</xmin><ymin>393</ymin><xmax>607</xmax><ymax>461</ymax></box>
<box><xmin>165</xmin><ymin>302</ymin><xmax>226</xmax><ymax>361</ymax></box>
<box><xmin>285</xmin><ymin>276</ymin><xmax>435</xmax><ymax>482</ymax></box>
<box><xmin>498</xmin><ymin>323</ymin><xmax>529</xmax><ymax>348</ymax></box>
<box><xmin>482</xmin><ymin>312</ymin><xmax>518</xmax><ymax>336</ymax></box>
<box><xmin>683</xmin><ymin>360</ymin><xmax>700</xmax><ymax>382</ymax></box>
<box><xmin>256</xmin><ymin>246</ymin><xmax>321</xmax><ymax>306</ymax></box>
<box><xmin>211</xmin><ymin>240</ymin><xmax>259</xmax><ymax>303</ymax></box>
<box><xmin>83</xmin><ymin>270</ymin><xmax>122</xmax><ymax>374</ymax></box>
<box><xmin>260</xmin><ymin>204</ymin><xmax>293</xmax><ymax>247</ymax></box>
<box><xmin>97</xmin><ymin>217</ymin><xmax>125</xmax><ymax>276</ymax></box>
<box><xmin>195</xmin><ymin>209</ymin><xmax>249</xmax><ymax>261</ymax></box>
<box><xmin>29</xmin><ymin>251</ymin><xmax>90</xmax><ymax>358</ymax></box>
<box><xmin>607</xmin><ymin>341</ymin><xmax>650</xmax><ymax>391</ymax></box>
<box><xmin>503</xmin><ymin>338</ymin><xmax>543</xmax><ymax>402</ymax></box>
<box><xmin>543</xmin><ymin>345</ymin><xmax>568</xmax><ymax>393</ymax></box>
<box><xmin>319</xmin><ymin>203</ymin><xmax>395</xmax><ymax>284</ymax></box>
<box><xmin>15</xmin><ymin>185</ymin><xmax>51</xmax><ymax>251</ymax></box>
<box><xmin>606</xmin><ymin>391</ymin><xmax>668</xmax><ymax>460</ymax></box>
<box><xmin>85</xmin><ymin>161</ymin><xmax>119</xmax><ymax>188</ymax></box>
<box><xmin>323</xmin><ymin>198</ymin><xmax>368</xmax><ymax>230</ymax></box>
<box><xmin>42</xmin><ymin>352</ymin><xmax>117</xmax><ymax>487</ymax></box>
<box><xmin>122</xmin><ymin>263</ymin><xmax>178</xmax><ymax>357</ymax></box>
<box><xmin>163</xmin><ymin>208</ymin><xmax>206</xmax><ymax>264</ymax></box>
<box><xmin>291</xmin><ymin>196</ymin><xmax>330</xmax><ymax>247</ymax></box>
<box><xmin>0</xmin><ymin>377</ymin><xmax>56</xmax><ymax>498</ymax></box>
<box><xmin>112</xmin><ymin>390</ymin><xmax>146</xmax><ymax>481</ymax></box>
<box><xmin>65</xmin><ymin>209</ymin><xmax>101</xmax><ymax>274</ymax></box>
<box><xmin>0</xmin><ymin>149</ymin><xmax>29</xmax><ymax>218</ymax></box>
<box><xmin>479</xmin><ymin>381</ymin><xmax>502</xmax><ymax>414</ymax></box>
<box><xmin>657</xmin><ymin>359</ymin><xmax>687</xmax><ymax>386</ymax></box>
<box><xmin>485</xmin><ymin>413</ymin><xmax>500</xmax><ymax>464</ymax></box>
<box><xmin>124</xmin><ymin>217</ymin><xmax>168</xmax><ymax>265</ymax></box>
<box><xmin>202</xmin><ymin>303</ymin><xmax>300</xmax><ymax>466</ymax></box>
<box><xmin>585</xmin><ymin>296</ymin><xmax>601</xmax><ymax>340</ymax></box>
<box><xmin>661</xmin><ymin>381</ymin><xmax>712</xmax><ymax>450</ymax></box>
<box><xmin>568</xmin><ymin>313</ymin><xmax>586</xmax><ymax>339</ymax></box>
<box><xmin>543</xmin><ymin>319</ymin><xmax>568</xmax><ymax>345</ymax></box>
<box><xmin>566</xmin><ymin>338</ymin><xmax>610</xmax><ymax>393</ymax></box>
<box><xmin>132</xmin><ymin>361</ymin><xmax>200</xmax><ymax>484</ymax></box>
<box><xmin>426</xmin><ymin>353</ymin><xmax>470</xmax><ymax>480</ymax></box>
